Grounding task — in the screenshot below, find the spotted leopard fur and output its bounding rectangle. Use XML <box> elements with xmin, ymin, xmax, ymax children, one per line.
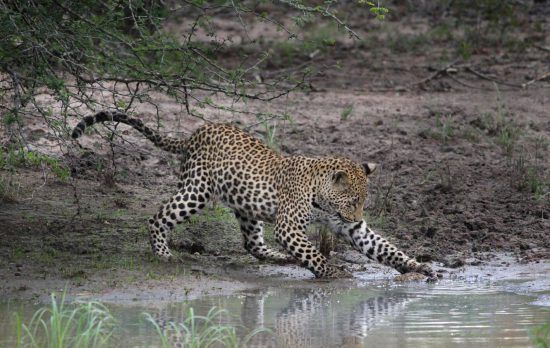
<box><xmin>72</xmin><ymin>111</ymin><xmax>437</xmax><ymax>280</ymax></box>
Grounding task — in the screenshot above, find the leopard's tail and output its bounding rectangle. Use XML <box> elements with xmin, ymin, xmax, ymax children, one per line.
<box><xmin>71</xmin><ymin>111</ymin><xmax>184</xmax><ymax>154</ymax></box>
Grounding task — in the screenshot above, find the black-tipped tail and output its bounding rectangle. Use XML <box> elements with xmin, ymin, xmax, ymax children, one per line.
<box><xmin>71</xmin><ymin>111</ymin><xmax>184</xmax><ymax>154</ymax></box>
<box><xmin>71</xmin><ymin>111</ymin><xmax>129</xmax><ymax>139</ymax></box>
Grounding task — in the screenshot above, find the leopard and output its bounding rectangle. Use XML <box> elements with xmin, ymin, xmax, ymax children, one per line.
<box><xmin>72</xmin><ymin>111</ymin><xmax>437</xmax><ymax>280</ymax></box>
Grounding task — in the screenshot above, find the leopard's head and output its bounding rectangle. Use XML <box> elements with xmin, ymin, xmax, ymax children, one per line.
<box><xmin>315</xmin><ymin>160</ymin><xmax>377</xmax><ymax>223</ymax></box>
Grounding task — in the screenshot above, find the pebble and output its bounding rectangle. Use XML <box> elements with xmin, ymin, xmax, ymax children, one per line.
<box><xmin>444</xmin><ymin>258</ymin><xmax>465</xmax><ymax>268</ymax></box>
<box><xmin>394</xmin><ymin>272</ymin><xmax>426</xmax><ymax>282</ymax></box>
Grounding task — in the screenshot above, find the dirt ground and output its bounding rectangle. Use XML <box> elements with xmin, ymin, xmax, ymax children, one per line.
<box><xmin>1</xmin><ymin>8</ymin><xmax>549</xmax><ymax>301</ymax></box>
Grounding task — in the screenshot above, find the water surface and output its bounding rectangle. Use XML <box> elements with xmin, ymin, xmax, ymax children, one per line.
<box><xmin>2</xmin><ymin>276</ymin><xmax>548</xmax><ymax>347</ymax></box>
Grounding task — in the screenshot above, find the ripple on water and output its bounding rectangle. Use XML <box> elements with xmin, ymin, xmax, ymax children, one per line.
<box><xmin>531</xmin><ymin>294</ymin><xmax>550</xmax><ymax>307</ymax></box>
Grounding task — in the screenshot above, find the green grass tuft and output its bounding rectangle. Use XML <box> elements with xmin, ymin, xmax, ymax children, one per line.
<box><xmin>530</xmin><ymin>322</ymin><xmax>550</xmax><ymax>348</ymax></box>
<box><xmin>12</xmin><ymin>294</ymin><xmax>266</xmax><ymax>347</ymax></box>
<box><xmin>340</xmin><ymin>106</ymin><xmax>354</xmax><ymax>121</ymax></box>
<box><xmin>143</xmin><ymin>307</ymin><xmax>267</xmax><ymax>348</ymax></box>
<box><xmin>15</xmin><ymin>292</ymin><xmax>116</xmax><ymax>348</ymax></box>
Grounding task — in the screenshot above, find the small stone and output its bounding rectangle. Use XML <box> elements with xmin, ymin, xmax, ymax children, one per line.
<box><xmin>416</xmin><ymin>254</ymin><xmax>433</xmax><ymax>262</ymax></box>
<box><xmin>465</xmin><ymin>258</ymin><xmax>482</xmax><ymax>266</ymax></box>
<box><xmin>14</xmin><ymin>272</ymin><xmax>21</xmax><ymax>276</ymax></box>
<box><xmin>484</xmin><ymin>217</ymin><xmax>496</xmax><ymax>224</ymax></box>
<box><xmin>394</xmin><ymin>272</ymin><xmax>425</xmax><ymax>282</ymax></box>
<box><xmin>425</xmin><ymin>227</ymin><xmax>437</xmax><ymax>238</ymax></box>
<box><xmin>464</xmin><ymin>220</ymin><xmax>486</xmax><ymax>231</ymax></box>
<box><xmin>444</xmin><ymin>258</ymin><xmax>465</xmax><ymax>268</ymax></box>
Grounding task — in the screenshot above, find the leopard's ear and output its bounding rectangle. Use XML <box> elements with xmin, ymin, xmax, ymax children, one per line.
<box><xmin>363</xmin><ymin>162</ymin><xmax>377</xmax><ymax>175</ymax></box>
<box><xmin>332</xmin><ymin>171</ymin><xmax>349</xmax><ymax>188</ymax></box>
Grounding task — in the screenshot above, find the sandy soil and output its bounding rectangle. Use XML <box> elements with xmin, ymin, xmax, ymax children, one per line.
<box><xmin>0</xmin><ymin>10</ymin><xmax>548</xmax><ymax>301</ymax></box>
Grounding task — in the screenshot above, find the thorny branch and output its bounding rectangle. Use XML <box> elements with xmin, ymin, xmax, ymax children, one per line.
<box><xmin>0</xmin><ymin>0</ymin><xmax>327</xmax><ymax>151</ymax></box>
<box><xmin>411</xmin><ymin>60</ymin><xmax>549</xmax><ymax>91</ymax></box>
<box><xmin>0</xmin><ymin>0</ymin><xmax>377</xmax><ymax>208</ymax></box>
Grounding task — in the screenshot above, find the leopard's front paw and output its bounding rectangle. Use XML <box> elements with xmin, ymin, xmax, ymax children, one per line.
<box><xmin>415</xmin><ymin>263</ymin><xmax>441</xmax><ymax>282</ymax></box>
<box><xmin>400</xmin><ymin>260</ymin><xmax>440</xmax><ymax>282</ymax></box>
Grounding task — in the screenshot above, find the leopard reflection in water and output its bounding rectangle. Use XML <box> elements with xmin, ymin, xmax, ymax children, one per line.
<box><xmin>240</xmin><ymin>288</ymin><xmax>414</xmax><ymax>348</ymax></box>
<box><xmin>148</xmin><ymin>288</ymin><xmax>413</xmax><ymax>348</ymax></box>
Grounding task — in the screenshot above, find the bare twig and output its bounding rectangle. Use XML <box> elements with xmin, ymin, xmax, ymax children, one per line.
<box><xmin>230</xmin><ymin>0</ymin><xmax>251</xmax><ymax>42</ymax></box>
<box><xmin>464</xmin><ymin>66</ymin><xmax>524</xmax><ymax>88</ymax></box>
<box><xmin>409</xmin><ymin>59</ymin><xmax>460</xmax><ymax>87</ymax></box>
<box><xmin>276</xmin><ymin>0</ymin><xmax>361</xmax><ymax>39</ymax></box>
<box><xmin>533</xmin><ymin>44</ymin><xmax>550</xmax><ymax>53</ymax></box>
<box><xmin>446</xmin><ymin>73</ymin><xmax>491</xmax><ymax>90</ymax></box>
<box><xmin>521</xmin><ymin>72</ymin><xmax>550</xmax><ymax>89</ymax></box>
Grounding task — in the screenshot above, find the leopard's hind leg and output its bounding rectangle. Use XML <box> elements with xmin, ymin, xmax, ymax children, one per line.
<box><xmin>236</xmin><ymin>213</ymin><xmax>293</xmax><ymax>263</ymax></box>
<box><xmin>148</xmin><ymin>176</ymin><xmax>211</xmax><ymax>259</ymax></box>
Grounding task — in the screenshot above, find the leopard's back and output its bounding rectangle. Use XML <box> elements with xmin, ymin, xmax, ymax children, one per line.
<box><xmin>183</xmin><ymin>123</ymin><xmax>283</xmax><ymax>222</ymax></box>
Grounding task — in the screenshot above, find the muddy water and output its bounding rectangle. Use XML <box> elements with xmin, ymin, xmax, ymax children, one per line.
<box><xmin>136</xmin><ymin>283</ymin><xmax>548</xmax><ymax>347</ymax></box>
<box><xmin>1</xmin><ymin>275</ymin><xmax>549</xmax><ymax>348</ymax></box>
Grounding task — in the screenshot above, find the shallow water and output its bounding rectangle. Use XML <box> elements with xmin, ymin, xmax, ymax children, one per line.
<box><xmin>1</xmin><ymin>276</ymin><xmax>549</xmax><ymax>348</ymax></box>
